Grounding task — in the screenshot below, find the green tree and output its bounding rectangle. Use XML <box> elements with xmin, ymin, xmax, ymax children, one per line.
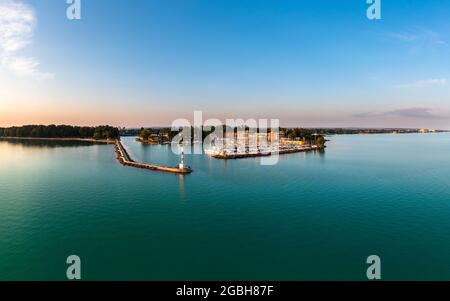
<box><xmin>93</xmin><ymin>131</ymin><xmax>103</xmax><ymax>140</ymax></box>
<box><xmin>316</xmin><ymin>135</ymin><xmax>326</xmax><ymax>147</ymax></box>
<box><xmin>140</xmin><ymin>128</ymin><xmax>151</xmax><ymax>141</ymax></box>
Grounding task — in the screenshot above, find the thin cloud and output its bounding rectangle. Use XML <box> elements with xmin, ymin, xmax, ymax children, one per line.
<box><xmin>4</xmin><ymin>56</ymin><xmax>54</xmax><ymax>80</ymax></box>
<box><xmin>353</xmin><ymin>108</ymin><xmax>445</xmax><ymax>120</ymax></box>
<box><xmin>383</xmin><ymin>108</ymin><xmax>442</xmax><ymax>119</ymax></box>
<box><xmin>387</xmin><ymin>32</ymin><xmax>418</xmax><ymax>42</ymax></box>
<box><xmin>0</xmin><ymin>0</ymin><xmax>54</xmax><ymax>80</ymax></box>
<box><xmin>387</xmin><ymin>28</ymin><xmax>446</xmax><ymax>46</ymax></box>
<box><xmin>352</xmin><ymin>112</ymin><xmax>377</xmax><ymax>118</ymax></box>
<box><xmin>396</xmin><ymin>78</ymin><xmax>448</xmax><ymax>89</ymax></box>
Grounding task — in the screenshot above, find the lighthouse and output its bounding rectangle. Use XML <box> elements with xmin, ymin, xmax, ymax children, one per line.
<box><xmin>179</xmin><ymin>145</ymin><xmax>185</xmax><ymax>170</ymax></box>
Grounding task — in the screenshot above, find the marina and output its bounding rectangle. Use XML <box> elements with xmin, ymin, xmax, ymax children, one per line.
<box><xmin>205</xmin><ymin>141</ymin><xmax>325</xmax><ymax>159</ymax></box>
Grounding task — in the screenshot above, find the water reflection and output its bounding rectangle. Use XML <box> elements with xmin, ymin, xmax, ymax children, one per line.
<box><xmin>178</xmin><ymin>174</ymin><xmax>186</xmax><ymax>203</ymax></box>
<box><xmin>0</xmin><ymin>138</ymin><xmax>106</xmax><ymax>148</ymax></box>
<box><xmin>316</xmin><ymin>148</ymin><xmax>326</xmax><ymax>157</ymax></box>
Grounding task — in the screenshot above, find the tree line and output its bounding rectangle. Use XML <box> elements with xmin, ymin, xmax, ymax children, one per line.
<box><xmin>0</xmin><ymin>125</ymin><xmax>120</xmax><ymax>140</ymax></box>
<box><xmin>136</xmin><ymin>126</ymin><xmax>326</xmax><ymax>147</ymax></box>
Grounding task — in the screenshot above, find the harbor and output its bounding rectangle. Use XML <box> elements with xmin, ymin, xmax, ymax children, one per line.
<box><xmin>204</xmin><ymin>135</ymin><xmax>325</xmax><ymax>159</ymax></box>
<box><xmin>207</xmin><ymin>144</ymin><xmax>325</xmax><ymax>159</ymax></box>
<box><xmin>115</xmin><ymin>140</ymin><xmax>192</xmax><ymax>174</ymax></box>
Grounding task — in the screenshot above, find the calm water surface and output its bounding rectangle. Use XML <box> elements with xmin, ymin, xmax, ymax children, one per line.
<box><xmin>1</xmin><ymin>134</ymin><xmax>450</xmax><ymax>280</ymax></box>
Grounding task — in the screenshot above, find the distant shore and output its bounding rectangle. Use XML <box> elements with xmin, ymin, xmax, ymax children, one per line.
<box><xmin>0</xmin><ymin>137</ymin><xmax>116</xmax><ymax>144</ymax></box>
<box><xmin>136</xmin><ymin>137</ymin><xmax>161</xmax><ymax>145</ymax></box>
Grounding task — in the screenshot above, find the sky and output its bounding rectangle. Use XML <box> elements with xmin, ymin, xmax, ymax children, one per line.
<box><xmin>0</xmin><ymin>0</ymin><xmax>450</xmax><ymax>129</ymax></box>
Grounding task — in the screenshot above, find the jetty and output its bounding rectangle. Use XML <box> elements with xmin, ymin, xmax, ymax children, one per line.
<box><xmin>115</xmin><ymin>140</ymin><xmax>192</xmax><ymax>174</ymax></box>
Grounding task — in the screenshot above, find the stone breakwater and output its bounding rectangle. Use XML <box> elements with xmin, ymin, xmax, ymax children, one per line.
<box><xmin>115</xmin><ymin>140</ymin><xmax>192</xmax><ymax>174</ymax></box>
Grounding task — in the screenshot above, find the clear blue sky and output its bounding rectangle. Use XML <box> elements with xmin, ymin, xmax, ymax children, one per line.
<box><xmin>1</xmin><ymin>0</ymin><xmax>450</xmax><ymax>129</ymax></box>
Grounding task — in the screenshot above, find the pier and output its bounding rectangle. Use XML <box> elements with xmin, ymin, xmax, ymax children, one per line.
<box><xmin>208</xmin><ymin>145</ymin><xmax>325</xmax><ymax>160</ymax></box>
<box><xmin>115</xmin><ymin>140</ymin><xmax>192</xmax><ymax>174</ymax></box>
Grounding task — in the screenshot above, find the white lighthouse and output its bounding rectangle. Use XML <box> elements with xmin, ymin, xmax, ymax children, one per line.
<box><xmin>179</xmin><ymin>145</ymin><xmax>185</xmax><ymax>170</ymax></box>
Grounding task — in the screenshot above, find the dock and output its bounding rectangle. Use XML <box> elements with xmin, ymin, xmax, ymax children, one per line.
<box><xmin>114</xmin><ymin>140</ymin><xmax>192</xmax><ymax>174</ymax></box>
<box><xmin>210</xmin><ymin>145</ymin><xmax>325</xmax><ymax>159</ymax></box>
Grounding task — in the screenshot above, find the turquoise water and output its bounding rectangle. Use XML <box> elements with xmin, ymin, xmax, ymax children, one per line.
<box><xmin>1</xmin><ymin>134</ymin><xmax>450</xmax><ymax>280</ymax></box>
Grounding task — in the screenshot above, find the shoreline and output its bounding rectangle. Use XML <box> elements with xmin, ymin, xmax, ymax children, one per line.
<box><xmin>136</xmin><ymin>138</ymin><xmax>160</xmax><ymax>145</ymax></box>
<box><xmin>325</xmin><ymin>131</ymin><xmax>450</xmax><ymax>137</ymax></box>
<box><xmin>0</xmin><ymin>137</ymin><xmax>116</xmax><ymax>144</ymax></box>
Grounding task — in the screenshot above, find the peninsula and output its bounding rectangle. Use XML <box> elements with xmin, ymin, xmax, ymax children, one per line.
<box><xmin>0</xmin><ymin>125</ymin><xmax>120</xmax><ymax>141</ymax></box>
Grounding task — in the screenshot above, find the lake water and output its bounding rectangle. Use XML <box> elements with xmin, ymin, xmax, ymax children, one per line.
<box><xmin>1</xmin><ymin>134</ymin><xmax>450</xmax><ymax>280</ymax></box>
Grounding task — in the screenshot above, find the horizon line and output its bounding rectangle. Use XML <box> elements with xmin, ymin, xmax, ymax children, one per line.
<box><xmin>0</xmin><ymin>124</ymin><xmax>448</xmax><ymax>131</ymax></box>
